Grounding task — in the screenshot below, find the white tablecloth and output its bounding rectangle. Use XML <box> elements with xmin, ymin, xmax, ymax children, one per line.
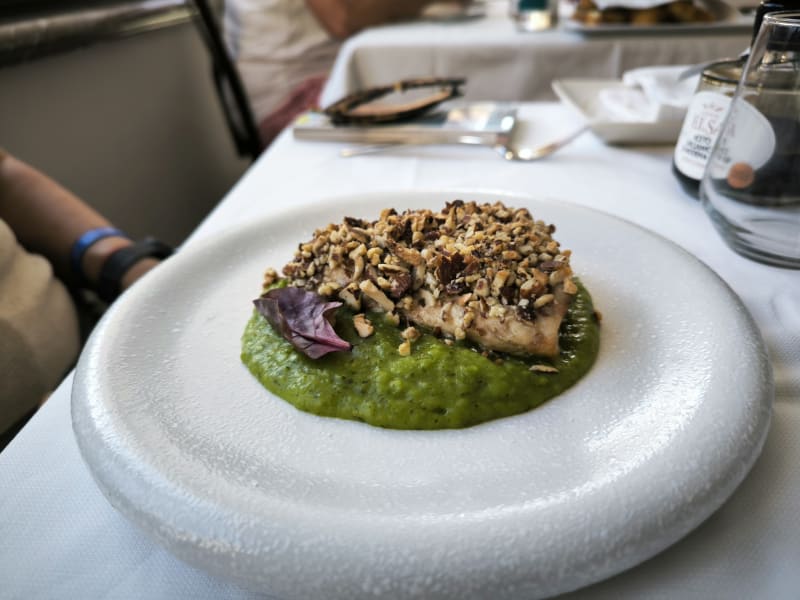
<box><xmin>320</xmin><ymin>10</ymin><xmax>751</xmax><ymax>107</ymax></box>
<box><xmin>1</xmin><ymin>103</ymin><xmax>798</xmax><ymax>599</ymax></box>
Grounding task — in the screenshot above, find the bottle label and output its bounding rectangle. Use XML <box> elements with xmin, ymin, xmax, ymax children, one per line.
<box><xmin>673</xmin><ymin>91</ymin><xmax>732</xmax><ymax>180</ymax></box>
<box><xmin>707</xmin><ymin>96</ymin><xmax>776</xmax><ymax>180</ymax></box>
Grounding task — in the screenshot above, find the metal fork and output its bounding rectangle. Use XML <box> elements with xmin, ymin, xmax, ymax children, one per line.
<box><xmin>339</xmin><ymin>125</ymin><xmax>590</xmax><ymax>162</ymax></box>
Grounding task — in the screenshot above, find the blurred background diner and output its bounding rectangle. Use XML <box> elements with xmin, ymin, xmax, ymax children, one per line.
<box><xmin>0</xmin><ymin>149</ymin><xmax>166</xmax><ymax>446</ymax></box>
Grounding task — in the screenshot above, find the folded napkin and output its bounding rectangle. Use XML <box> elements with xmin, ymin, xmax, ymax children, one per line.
<box><xmin>596</xmin><ymin>65</ymin><xmax>699</xmax><ymax>123</ymax></box>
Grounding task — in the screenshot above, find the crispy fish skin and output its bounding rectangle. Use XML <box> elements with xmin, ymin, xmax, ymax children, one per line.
<box><xmin>276</xmin><ymin>200</ymin><xmax>578</xmax><ymax>358</ymax></box>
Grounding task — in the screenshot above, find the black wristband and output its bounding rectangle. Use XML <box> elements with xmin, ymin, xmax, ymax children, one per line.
<box><xmin>97</xmin><ymin>237</ymin><xmax>174</xmax><ymax>303</ymax></box>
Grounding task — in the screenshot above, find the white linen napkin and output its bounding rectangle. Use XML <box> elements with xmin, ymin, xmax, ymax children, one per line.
<box><xmin>596</xmin><ymin>65</ymin><xmax>699</xmax><ymax>123</ymax></box>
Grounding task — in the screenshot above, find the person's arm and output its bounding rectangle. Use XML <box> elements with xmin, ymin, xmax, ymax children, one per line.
<box><xmin>304</xmin><ymin>0</ymin><xmax>451</xmax><ymax>39</ymax></box>
<box><xmin>0</xmin><ymin>149</ymin><xmax>159</xmax><ymax>294</ymax></box>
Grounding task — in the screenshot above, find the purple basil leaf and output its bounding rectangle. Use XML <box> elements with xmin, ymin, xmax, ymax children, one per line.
<box><xmin>253</xmin><ymin>287</ymin><xmax>352</xmax><ymax>359</ymax></box>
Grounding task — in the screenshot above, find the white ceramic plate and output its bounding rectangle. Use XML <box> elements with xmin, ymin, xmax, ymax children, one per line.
<box><xmin>561</xmin><ymin>0</ymin><xmax>751</xmax><ymax>34</ymax></box>
<box><xmin>552</xmin><ymin>78</ymin><xmax>685</xmax><ymax>145</ymax></box>
<box><xmin>72</xmin><ymin>190</ymin><xmax>772</xmax><ymax>600</ymax></box>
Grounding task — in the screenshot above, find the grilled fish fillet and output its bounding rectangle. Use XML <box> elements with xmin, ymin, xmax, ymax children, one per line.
<box><xmin>274</xmin><ymin>200</ymin><xmax>578</xmax><ymax>358</ymax></box>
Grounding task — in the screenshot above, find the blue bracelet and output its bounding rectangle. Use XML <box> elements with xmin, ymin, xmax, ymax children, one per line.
<box><xmin>70</xmin><ymin>227</ymin><xmax>127</xmax><ymax>285</ymax></box>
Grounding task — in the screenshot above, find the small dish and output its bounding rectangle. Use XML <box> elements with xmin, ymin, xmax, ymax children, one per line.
<box><xmin>561</xmin><ymin>0</ymin><xmax>751</xmax><ymax>34</ymax></box>
<box><xmin>552</xmin><ymin>78</ymin><xmax>685</xmax><ymax>144</ymax></box>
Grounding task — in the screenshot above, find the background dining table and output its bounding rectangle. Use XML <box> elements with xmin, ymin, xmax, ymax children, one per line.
<box><xmin>1</xmin><ymin>102</ymin><xmax>798</xmax><ymax>599</ymax></box>
<box><xmin>320</xmin><ymin>3</ymin><xmax>753</xmax><ymax>108</ymax></box>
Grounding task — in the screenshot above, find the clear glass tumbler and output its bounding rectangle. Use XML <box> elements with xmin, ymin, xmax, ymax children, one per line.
<box><xmin>510</xmin><ymin>0</ymin><xmax>557</xmax><ymax>31</ymax></box>
<box><xmin>700</xmin><ymin>10</ymin><xmax>800</xmax><ymax>268</ymax></box>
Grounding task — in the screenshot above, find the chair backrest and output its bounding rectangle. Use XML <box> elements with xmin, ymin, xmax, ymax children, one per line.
<box><xmin>191</xmin><ymin>0</ymin><xmax>263</xmax><ymax>161</ymax></box>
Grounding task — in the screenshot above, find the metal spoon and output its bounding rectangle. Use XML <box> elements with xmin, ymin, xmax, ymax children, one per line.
<box><xmin>340</xmin><ymin>125</ymin><xmax>590</xmax><ymax>162</ymax></box>
<box><xmin>676</xmin><ymin>55</ymin><xmax>744</xmax><ymax>81</ymax></box>
<box><xmin>495</xmin><ymin>124</ymin><xmax>590</xmax><ymax>161</ymax></box>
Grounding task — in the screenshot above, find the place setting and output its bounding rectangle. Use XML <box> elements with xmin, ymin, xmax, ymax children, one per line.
<box><xmin>295</xmin><ymin>68</ymin><xmax>700</xmax><ymax>158</ymax></box>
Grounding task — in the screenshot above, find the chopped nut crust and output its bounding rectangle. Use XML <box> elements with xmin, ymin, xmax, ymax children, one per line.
<box><xmin>402</xmin><ymin>326</ymin><xmax>420</xmax><ymax>342</ymax></box>
<box><xmin>529</xmin><ymin>364</ymin><xmax>559</xmax><ymax>373</ymax></box>
<box><xmin>353</xmin><ymin>313</ymin><xmax>374</xmax><ymax>338</ymax></box>
<box><xmin>263</xmin><ymin>268</ymin><xmax>278</xmax><ymax>288</ymax></box>
<box><xmin>279</xmin><ymin>200</ymin><xmax>577</xmax><ymax>357</ymax></box>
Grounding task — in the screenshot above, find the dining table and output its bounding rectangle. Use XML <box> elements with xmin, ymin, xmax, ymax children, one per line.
<box><xmin>320</xmin><ymin>3</ymin><xmax>753</xmax><ymax>108</ymax></box>
<box><xmin>1</xmin><ymin>101</ymin><xmax>798</xmax><ymax>599</ymax></box>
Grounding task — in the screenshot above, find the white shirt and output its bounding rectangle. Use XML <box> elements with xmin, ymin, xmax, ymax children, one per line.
<box><xmin>224</xmin><ymin>0</ymin><xmax>341</xmax><ymax>121</ymax></box>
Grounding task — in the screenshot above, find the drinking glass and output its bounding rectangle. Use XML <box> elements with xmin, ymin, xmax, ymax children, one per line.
<box><xmin>510</xmin><ymin>0</ymin><xmax>557</xmax><ymax>31</ymax></box>
<box><xmin>700</xmin><ymin>10</ymin><xmax>800</xmax><ymax>268</ymax></box>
